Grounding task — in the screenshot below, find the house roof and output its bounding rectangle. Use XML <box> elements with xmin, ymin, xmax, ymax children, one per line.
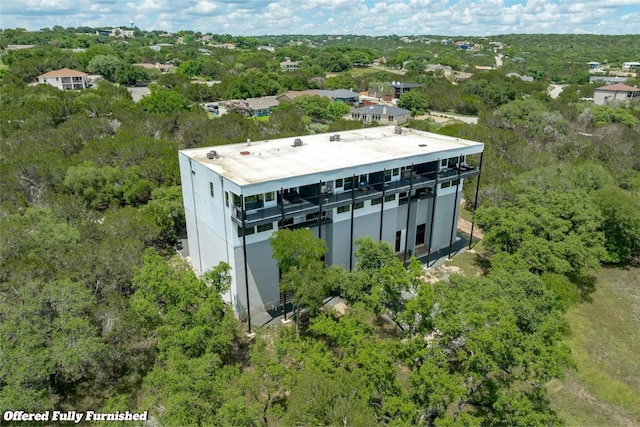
<box><xmin>595</xmin><ymin>83</ymin><xmax>640</xmax><ymax>92</ymax></box>
<box><xmin>276</xmin><ymin>90</ymin><xmax>315</xmax><ymax>100</ymax></box>
<box><xmin>316</xmin><ymin>89</ymin><xmax>360</xmax><ymax>99</ymax></box>
<box><xmin>352</xmin><ymin>105</ymin><xmax>411</xmax><ymax>116</ymax></box>
<box><xmin>245</xmin><ymin>96</ymin><xmax>280</xmax><ymax>110</ymax></box>
<box><xmin>180</xmin><ymin>125</ymin><xmax>484</xmax><ymax>186</ymax></box>
<box><xmin>38</xmin><ymin>68</ymin><xmax>88</xmax><ymax>78</ymax></box>
<box><xmin>389</xmin><ymin>82</ymin><xmax>422</xmax><ymax>89</ymax></box>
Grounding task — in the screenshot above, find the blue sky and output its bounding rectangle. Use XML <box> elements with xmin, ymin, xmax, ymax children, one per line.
<box><xmin>1</xmin><ymin>0</ymin><xmax>639</xmax><ymax>36</ymax></box>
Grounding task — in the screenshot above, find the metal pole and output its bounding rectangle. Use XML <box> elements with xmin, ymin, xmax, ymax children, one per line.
<box><xmin>379</xmin><ymin>169</ymin><xmax>385</xmax><ymax>241</ymax></box>
<box><xmin>349</xmin><ymin>175</ymin><xmax>355</xmax><ymax>271</ymax></box>
<box><xmin>448</xmin><ymin>168</ymin><xmax>461</xmax><ymax>259</ymax></box>
<box><xmin>403</xmin><ymin>164</ymin><xmax>414</xmax><ymax>265</ymax></box>
<box><xmin>241</xmin><ymin>194</ymin><xmax>251</xmax><ymax>333</ymax></box>
<box><xmin>427</xmin><ymin>163</ymin><xmax>439</xmax><ymax>267</ymax></box>
<box><xmin>469</xmin><ymin>152</ymin><xmax>484</xmax><ymax>250</ymax></box>
<box><xmin>318</xmin><ymin>180</ymin><xmax>322</xmax><ymax>240</ymax></box>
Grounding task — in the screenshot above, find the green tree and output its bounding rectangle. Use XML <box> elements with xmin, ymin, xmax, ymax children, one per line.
<box><xmin>87</xmin><ymin>54</ymin><xmax>122</xmax><ymax>82</ymax></box>
<box><xmin>398</xmin><ymin>90</ymin><xmax>430</xmax><ymax>116</ymax></box>
<box><xmin>138</xmin><ymin>87</ymin><xmax>192</xmax><ymax>114</ymax></box>
<box><xmin>592</xmin><ymin>186</ymin><xmax>640</xmax><ymax>263</ymax></box>
<box><xmin>269</xmin><ymin>228</ymin><xmax>331</xmax><ymax>333</ymax></box>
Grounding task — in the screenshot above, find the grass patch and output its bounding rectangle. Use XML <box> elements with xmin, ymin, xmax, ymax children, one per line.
<box><xmin>547</xmin><ymin>264</ymin><xmax>640</xmax><ymax>425</ymax></box>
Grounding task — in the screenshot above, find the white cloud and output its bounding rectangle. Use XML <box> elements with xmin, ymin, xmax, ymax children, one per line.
<box><xmin>1</xmin><ymin>0</ymin><xmax>638</xmax><ymax>35</ymax></box>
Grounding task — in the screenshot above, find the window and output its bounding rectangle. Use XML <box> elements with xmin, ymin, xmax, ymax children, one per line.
<box><xmin>225</xmin><ymin>192</ymin><xmax>229</xmax><ymax>207</ymax></box>
<box><xmin>441</xmin><ymin>181</ymin><xmax>451</xmax><ymax>189</ymax></box>
<box><xmin>354</xmin><ymin>201</ymin><xmax>364</xmax><ymax>210</ymax></box>
<box><xmin>232</xmin><ymin>192</ymin><xmax>241</xmax><ymax>207</ymax></box>
<box><xmin>210</xmin><ymin>182</ymin><xmax>214</xmax><ymax>197</ymax></box>
<box><xmin>385</xmin><ymin>194</ymin><xmax>396</xmax><ymax>202</ymax></box>
<box><xmin>452</xmin><ymin>179</ymin><xmax>460</xmax><ymax>186</ymax></box>
<box><xmin>384</xmin><ymin>170</ymin><xmax>392</xmax><ymax>181</ymax></box>
<box><xmin>388</xmin><ymin>116</ymin><xmax>394</xmax><ymax>121</ymax></box>
<box><xmin>336</xmin><ymin>178</ymin><xmax>343</xmax><ymax>188</ymax></box>
<box><xmin>372</xmin><ymin>114</ymin><xmax>381</xmax><ymax>121</ymax></box>
<box><xmin>371</xmin><ymin>197</ymin><xmax>383</xmax><ymax>205</ymax></box>
<box><xmin>244</xmin><ymin>194</ymin><xmax>264</xmax><ymax>210</ymax></box>
<box><xmin>441</xmin><ymin>159</ymin><xmax>447</xmax><ymax>167</ymax></box>
<box><xmin>265</xmin><ymin>192</ymin><xmax>275</xmax><ymax>202</ymax></box>
<box><xmin>344</xmin><ymin>177</ymin><xmax>354</xmax><ymax>190</ymax></box>
<box><xmin>257</xmin><ymin>223</ymin><xmax>274</xmax><ymax>233</ymax></box>
<box><xmin>237</xmin><ymin>226</ymin><xmax>256</xmax><ymax>237</ymax></box>
<box><xmin>392</xmin><ymin>168</ymin><xmax>400</xmax><ymax>176</ymax></box>
<box><xmin>337</xmin><ymin>205</ymin><xmax>350</xmax><ymax>213</ymax></box>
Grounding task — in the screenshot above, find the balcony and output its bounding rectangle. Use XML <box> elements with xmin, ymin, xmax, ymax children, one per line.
<box><xmin>230</xmin><ymin>165</ymin><xmax>479</xmax><ymax>227</ymax></box>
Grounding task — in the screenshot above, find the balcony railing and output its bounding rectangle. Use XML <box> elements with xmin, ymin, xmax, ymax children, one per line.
<box><xmin>230</xmin><ymin>165</ymin><xmax>479</xmax><ymax>227</ymax></box>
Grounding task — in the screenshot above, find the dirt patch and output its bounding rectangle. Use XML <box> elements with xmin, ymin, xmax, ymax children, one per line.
<box><xmin>422</xmin><ymin>263</ymin><xmax>463</xmax><ymax>283</ymax></box>
<box><xmin>458</xmin><ymin>217</ymin><xmax>483</xmax><ymax>239</ymax></box>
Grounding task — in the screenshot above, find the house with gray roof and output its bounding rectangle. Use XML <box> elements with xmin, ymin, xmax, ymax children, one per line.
<box><xmin>315</xmin><ymin>89</ymin><xmax>360</xmax><ymax>104</ymax></box>
<box><xmin>350</xmin><ymin>104</ymin><xmax>412</xmax><ymax>125</ymax></box>
<box><xmin>390</xmin><ymin>82</ymin><xmax>422</xmax><ymax>99</ymax></box>
<box><xmin>245</xmin><ymin>96</ymin><xmax>280</xmax><ymax>117</ymax></box>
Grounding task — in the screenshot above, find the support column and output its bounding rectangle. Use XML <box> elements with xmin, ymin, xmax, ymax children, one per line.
<box><xmin>379</xmin><ymin>169</ymin><xmax>385</xmax><ymax>241</ymax></box>
<box><xmin>349</xmin><ymin>175</ymin><xmax>356</xmax><ymax>271</ymax></box>
<box><xmin>469</xmin><ymin>152</ymin><xmax>484</xmax><ymax>249</ymax></box>
<box><xmin>403</xmin><ymin>164</ymin><xmax>414</xmax><ymax>265</ymax></box>
<box><xmin>426</xmin><ymin>164</ymin><xmax>439</xmax><ymax>267</ymax></box>
<box><xmin>240</xmin><ymin>194</ymin><xmax>251</xmax><ymax>334</ymax></box>
<box><xmin>448</xmin><ymin>168</ymin><xmax>462</xmax><ymax>259</ymax></box>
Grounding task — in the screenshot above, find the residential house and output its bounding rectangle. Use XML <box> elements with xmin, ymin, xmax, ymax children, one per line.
<box><xmin>622</xmin><ymin>62</ymin><xmax>640</xmax><ymax>70</ymax></box>
<box><xmin>425</xmin><ymin>64</ymin><xmax>453</xmax><ymax>76</ymax></box>
<box><xmin>280</xmin><ymin>60</ymin><xmax>299</xmax><ymax>71</ymax></box>
<box><xmin>315</xmin><ymin>89</ymin><xmax>360</xmax><ymax>104</ymax></box>
<box><xmin>178</xmin><ymin>126</ymin><xmax>484</xmax><ymax>318</ymax></box>
<box><xmin>37</xmin><ymin>68</ymin><xmax>90</xmax><ymax>90</ymax></box>
<box><xmin>134</xmin><ymin>63</ymin><xmax>175</xmax><ymax>74</ymax></box>
<box><xmin>587</xmin><ymin>61</ymin><xmax>601</xmax><ymax>70</ymax></box>
<box><xmin>350</xmin><ymin>105</ymin><xmax>411</xmax><ymax>125</ymax></box>
<box><xmin>589</xmin><ymin>76</ymin><xmax>627</xmax><ymax>84</ymax></box>
<box><xmin>594</xmin><ymin>83</ymin><xmax>640</xmax><ymax>105</ymax></box>
<box><xmin>390</xmin><ymin>82</ymin><xmax>422</xmax><ymax>99</ymax></box>
<box><xmin>245</xmin><ymin>97</ymin><xmax>280</xmax><ymax>117</ymax></box>
<box><xmin>258</xmin><ymin>46</ymin><xmax>276</xmax><ymax>52</ymax></box>
<box><xmin>276</xmin><ymin>90</ymin><xmax>319</xmax><ymax>102</ymax></box>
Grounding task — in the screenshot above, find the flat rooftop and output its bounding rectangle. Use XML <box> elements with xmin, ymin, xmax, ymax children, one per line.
<box><xmin>180</xmin><ymin>125</ymin><xmax>484</xmax><ymax>186</ymax></box>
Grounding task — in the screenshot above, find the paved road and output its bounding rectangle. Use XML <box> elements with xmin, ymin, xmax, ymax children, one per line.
<box><xmin>548</xmin><ymin>84</ymin><xmax>566</xmax><ymax>99</ymax></box>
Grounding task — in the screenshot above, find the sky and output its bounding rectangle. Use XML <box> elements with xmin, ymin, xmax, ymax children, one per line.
<box><xmin>1</xmin><ymin>0</ymin><xmax>639</xmax><ymax>36</ymax></box>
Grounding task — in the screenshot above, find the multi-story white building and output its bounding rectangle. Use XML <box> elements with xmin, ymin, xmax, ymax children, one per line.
<box><xmin>37</xmin><ymin>68</ymin><xmax>90</xmax><ymax>90</ymax></box>
<box><xmin>179</xmin><ymin>126</ymin><xmax>483</xmax><ymax>320</ymax></box>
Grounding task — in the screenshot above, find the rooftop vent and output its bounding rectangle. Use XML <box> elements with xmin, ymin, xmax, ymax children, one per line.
<box><xmin>293</xmin><ymin>138</ymin><xmax>303</xmax><ymax>147</ymax></box>
<box><xmin>395</xmin><ymin>126</ymin><xmax>402</xmax><ymax>135</ymax></box>
<box><xmin>206</xmin><ymin>150</ymin><xmax>218</xmax><ymax>159</ymax></box>
<box><xmin>329</xmin><ymin>134</ymin><xmax>341</xmax><ymax>142</ymax></box>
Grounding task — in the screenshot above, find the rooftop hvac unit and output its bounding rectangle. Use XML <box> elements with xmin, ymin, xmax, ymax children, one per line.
<box><xmin>329</xmin><ymin>135</ymin><xmax>335</xmax><ymax>141</ymax></box>
<box><xmin>206</xmin><ymin>150</ymin><xmax>218</xmax><ymax>159</ymax></box>
<box><xmin>334</xmin><ymin>134</ymin><xmax>340</xmax><ymax>141</ymax></box>
<box><xmin>395</xmin><ymin>126</ymin><xmax>402</xmax><ymax>135</ymax></box>
<box><xmin>293</xmin><ymin>138</ymin><xmax>303</xmax><ymax>147</ymax></box>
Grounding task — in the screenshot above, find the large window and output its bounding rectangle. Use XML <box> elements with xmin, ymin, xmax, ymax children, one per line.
<box><xmin>210</xmin><ymin>182</ymin><xmax>214</xmax><ymax>197</ymax></box>
<box><xmin>354</xmin><ymin>201</ymin><xmax>364</xmax><ymax>210</ymax></box>
<box><xmin>244</xmin><ymin>194</ymin><xmax>264</xmax><ymax>210</ymax></box>
<box><xmin>337</xmin><ymin>205</ymin><xmax>350</xmax><ymax>214</ymax></box>
<box><xmin>257</xmin><ymin>223</ymin><xmax>274</xmax><ymax>233</ymax></box>
<box><xmin>371</xmin><ymin>197</ymin><xmax>383</xmax><ymax>205</ymax></box>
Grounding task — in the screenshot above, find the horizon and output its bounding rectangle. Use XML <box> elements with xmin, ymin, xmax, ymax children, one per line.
<box><xmin>1</xmin><ymin>0</ymin><xmax>639</xmax><ymax>37</ymax></box>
